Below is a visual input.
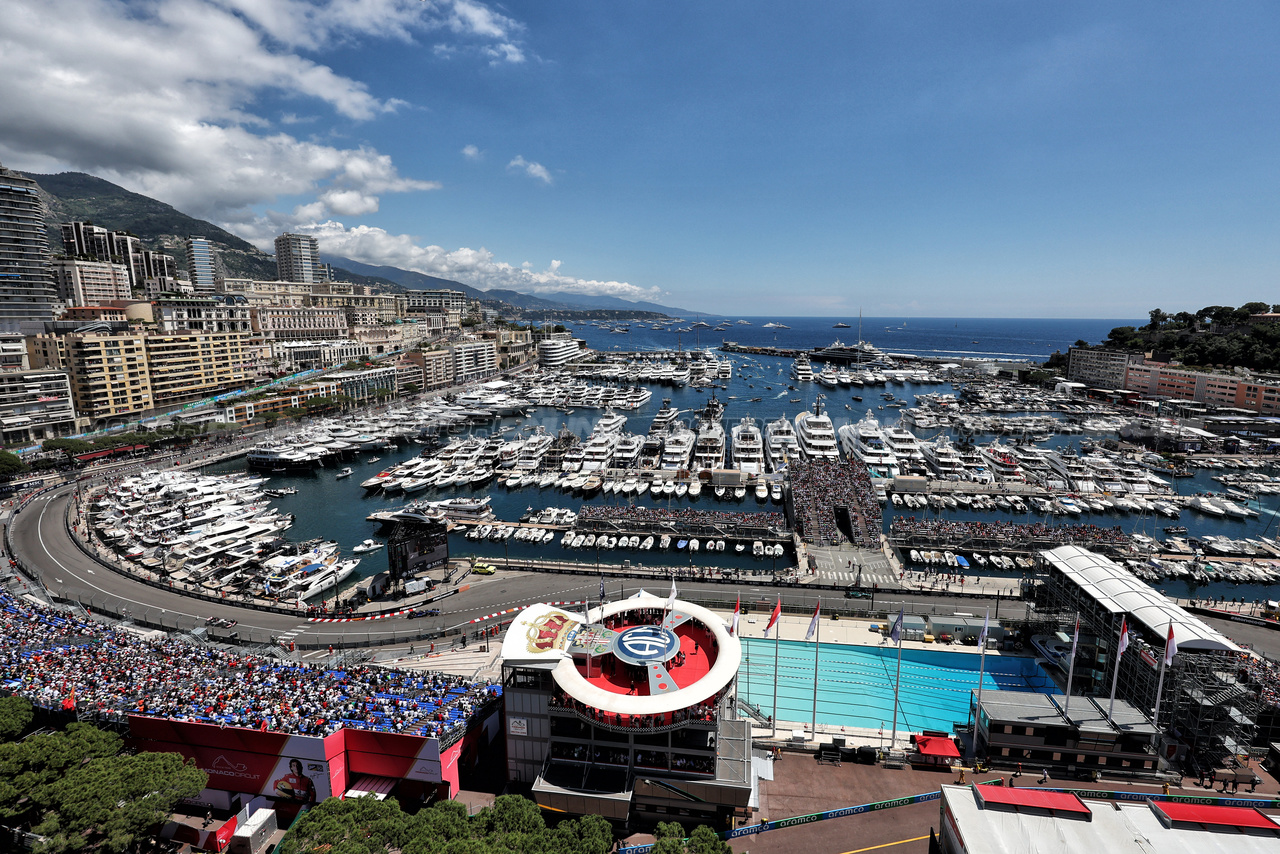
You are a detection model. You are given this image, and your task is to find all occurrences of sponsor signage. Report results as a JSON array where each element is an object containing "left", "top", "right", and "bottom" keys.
[{"left": 509, "top": 717, "right": 529, "bottom": 737}]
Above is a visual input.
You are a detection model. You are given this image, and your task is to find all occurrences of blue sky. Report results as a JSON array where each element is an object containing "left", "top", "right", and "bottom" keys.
[{"left": 2, "top": 1, "right": 1278, "bottom": 316}]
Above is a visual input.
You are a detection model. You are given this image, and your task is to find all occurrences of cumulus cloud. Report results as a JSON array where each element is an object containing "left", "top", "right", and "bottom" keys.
[
  {"left": 0, "top": 0, "right": 522, "bottom": 227},
  {"left": 462, "top": 144, "right": 482, "bottom": 161},
  {"left": 507, "top": 155, "right": 553, "bottom": 184},
  {"left": 303, "top": 220, "right": 663, "bottom": 302}
]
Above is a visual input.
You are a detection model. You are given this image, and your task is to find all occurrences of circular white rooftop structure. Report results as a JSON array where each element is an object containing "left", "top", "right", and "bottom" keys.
[{"left": 499, "top": 592, "right": 741, "bottom": 718}]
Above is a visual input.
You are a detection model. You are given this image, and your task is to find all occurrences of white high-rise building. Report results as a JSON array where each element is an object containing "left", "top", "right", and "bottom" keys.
[
  {"left": 274, "top": 232, "right": 327, "bottom": 284},
  {"left": 0, "top": 165, "right": 57, "bottom": 330}
]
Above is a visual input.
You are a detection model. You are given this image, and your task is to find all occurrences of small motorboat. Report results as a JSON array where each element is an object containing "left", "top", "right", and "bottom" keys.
[
  {"left": 336, "top": 467, "right": 353, "bottom": 479},
  {"left": 352, "top": 538, "right": 383, "bottom": 554}
]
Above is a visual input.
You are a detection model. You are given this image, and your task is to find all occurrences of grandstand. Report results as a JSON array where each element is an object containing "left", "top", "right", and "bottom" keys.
[{"left": 0, "top": 591, "right": 501, "bottom": 807}]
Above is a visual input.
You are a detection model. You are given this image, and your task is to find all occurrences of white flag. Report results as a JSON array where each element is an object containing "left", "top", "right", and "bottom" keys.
[
  {"left": 731, "top": 595, "right": 740, "bottom": 636},
  {"left": 805, "top": 602, "right": 821, "bottom": 642},
  {"left": 1164, "top": 623, "right": 1178, "bottom": 666},
  {"left": 978, "top": 609, "right": 989, "bottom": 646},
  {"left": 666, "top": 578, "right": 677, "bottom": 611}
]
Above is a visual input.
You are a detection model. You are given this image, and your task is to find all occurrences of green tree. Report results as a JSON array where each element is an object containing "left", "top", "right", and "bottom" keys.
[
  {"left": 280, "top": 795, "right": 416, "bottom": 854},
  {"left": 686, "top": 824, "right": 731, "bottom": 854},
  {"left": 36, "top": 751, "right": 206, "bottom": 854},
  {"left": 0, "top": 723, "right": 205, "bottom": 853},
  {"left": 0, "top": 451, "right": 30, "bottom": 478},
  {"left": 1146, "top": 308, "right": 1168, "bottom": 330},
  {"left": 0, "top": 697, "right": 32, "bottom": 740},
  {"left": 42, "top": 438, "right": 94, "bottom": 458}
]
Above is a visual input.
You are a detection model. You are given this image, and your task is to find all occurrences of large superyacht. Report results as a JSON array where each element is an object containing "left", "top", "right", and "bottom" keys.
[
  {"left": 793, "top": 399, "right": 839, "bottom": 460},
  {"left": 764, "top": 414, "right": 800, "bottom": 471},
  {"left": 730, "top": 416, "right": 765, "bottom": 475}
]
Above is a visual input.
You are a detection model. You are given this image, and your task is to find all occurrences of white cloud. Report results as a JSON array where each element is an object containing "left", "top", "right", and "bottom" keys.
[
  {"left": 507, "top": 155, "right": 553, "bottom": 184},
  {"left": 462, "top": 144, "right": 482, "bottom": 161},
  {"left": 303, "top": 220, "right": 663, "bottom": 302},
  {"left": 0, "top": 0, "right": 521, "bottom": 227}
]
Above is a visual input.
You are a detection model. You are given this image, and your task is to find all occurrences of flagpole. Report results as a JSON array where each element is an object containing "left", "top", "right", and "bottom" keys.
[
  {"left": 1152, "top": 622, "right": 1174, "bottom": 729},
  {"left": 1108, "top": 618, "right": 1127, "bottom": 722},
  {"left": 811, "top": 599, "right": 820, "bottom": 740},
  {"left": 772, "top": 612, "right": 780, "bottom": 738},
  {"left": 1063, "top": 612, "right": 1079, "bottom": 721},
  {"left": 973, "top": 609, "right": 989, "bottom": 734},
  {"left": 890, "top": 612, "right": 903, "bottom": 753}
]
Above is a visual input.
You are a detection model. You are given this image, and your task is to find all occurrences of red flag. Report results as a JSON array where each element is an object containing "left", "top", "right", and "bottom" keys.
[
  {"left": 805, "top": 602, "right": 821, "bottom": 641},
  {"left": 764, "top": 598, "right": 781, "bottom": 636},
  {"left": 731, "top": 594, "right": 740, "bottom": 636},
  {"left": 1116, "top": 617, "right": 1130, "bottom": 658},
  {"left": 61, "top": 687, "right": 76, "bottom": 711},
  {"left": 1164, "top": 623, "right": 1178, "bottom": 666}
]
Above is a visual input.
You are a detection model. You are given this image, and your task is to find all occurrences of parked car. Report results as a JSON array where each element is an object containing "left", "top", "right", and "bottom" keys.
[{"left": 472, "top": 563, "right": 496, "bottom": 575}]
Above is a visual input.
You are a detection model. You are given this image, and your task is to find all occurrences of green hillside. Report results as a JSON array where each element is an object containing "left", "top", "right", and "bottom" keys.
[{"left": 26, "top": 171, "right": 278, "bottom": 280}]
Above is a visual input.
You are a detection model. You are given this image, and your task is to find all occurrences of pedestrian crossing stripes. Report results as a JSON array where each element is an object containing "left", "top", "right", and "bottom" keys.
[{"left": 821, "top": 571, "right": 894, "bottom": 584}]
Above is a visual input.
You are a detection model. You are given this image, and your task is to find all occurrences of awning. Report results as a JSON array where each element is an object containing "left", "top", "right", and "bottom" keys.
[
  {"left": 344, "top": 775, "right": 398, "bottom": 800},
  {"left": 914, "top": 736, "right": 960, "bottom": 758}
]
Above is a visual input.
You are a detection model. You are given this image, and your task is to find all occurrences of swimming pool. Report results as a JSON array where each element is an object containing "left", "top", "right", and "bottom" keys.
[{"left": 739, "top": 639, "right": 1059, "bottom": 732}]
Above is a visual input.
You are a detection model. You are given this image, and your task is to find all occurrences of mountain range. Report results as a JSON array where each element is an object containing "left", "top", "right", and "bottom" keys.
[{"left": 23, "top": 170, "right": 686, "bottom": 315}]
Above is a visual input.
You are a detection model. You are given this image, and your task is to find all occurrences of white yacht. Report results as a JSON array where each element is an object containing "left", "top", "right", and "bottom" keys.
[
  {"left": 764, "top": 415, "right": 800, "bottom": 471},
  {"left": 579, "top": 430, "right": 620, "bottom": 472},
  {"left": 612, "top": 433, "right": 644, "bottom": 469},
  {"left": 837, "top": 412, "right": 899, "bottom": 477},
  {"left": 882, "top": 424, "right": 925, "bottom": 470},
  {"left": 790, "top": 355, "right": 815, "bottom": 382},
  {"left": 649, "top": 399, "right": 681, "bottom": 434},
  {"left": 794, "top": 400, "right": 839, "bottom": 460},
  {"left": 661, "top": 424, "right": 697, "bottom": 471},
  {"left": 923, "top": 435, "right": 966, "bottom": 480},
  {"left": 978, "top": 441, "right": 1027, "bottom": 482},
  {"left": 693, "top": 416, "right": 726, "bottom": 472},
  {"left": 730, "top": 416, "right": 765, "bottom": 475},
  {"left": 816, "top": 364, "right": 840, "bottom": 388}
]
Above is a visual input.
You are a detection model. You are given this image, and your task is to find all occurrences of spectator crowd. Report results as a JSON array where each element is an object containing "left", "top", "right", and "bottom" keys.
[
  {"left": 789, "top": 458, "right": 883, "bottom": 548},
  {"left": 0, "top": 593, "right": 499, "bottom": 740}
]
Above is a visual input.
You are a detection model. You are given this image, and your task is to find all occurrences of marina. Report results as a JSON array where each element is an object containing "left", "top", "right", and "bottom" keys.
[{"left": 77, "top": 316, "right": 1280, "bottom": 612}]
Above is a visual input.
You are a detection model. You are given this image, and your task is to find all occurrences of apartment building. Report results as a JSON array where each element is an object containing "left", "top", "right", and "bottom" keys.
[
  {"left": 29, "top": 331, "right": 152, "bottom": 419},
  {"left": 0, "top": 369, "right": 76, "bottom": 444},
  {"left": 143, "top": 332, "right": 251, "bottom": 409},
  {"left": 451, "top": 339, "right": 498, "bottom": 384},
  {"left": 251, "top": 306, "right": 348, "bottom": 341},
  {"left": 153, "top": 296, "right": 252, "bottom": 334},
  {"left": 218, "top": 279, "right": 313, "bottom": 307},
  {"left": 403, "top": 349, "right": 454, "bottom": 391},
  {"left": 274, "top": 233, "right": 326, "bottom": 284},
  {"left": 51, "top": 259, "right": 133, "bottom": 306},
  {"left": 306, "top": 288, "right": 405, "bottom": 326},
  {"left": 1065, "top": 347, "right": 1137, "bottom": 389}
]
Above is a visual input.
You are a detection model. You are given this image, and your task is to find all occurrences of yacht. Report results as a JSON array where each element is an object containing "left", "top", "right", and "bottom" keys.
[
  {"left": 794, "top": 400, "right": 839, "bottom": 460},
  {"left": 816, "top": 364, "right": 840, "bottom": 388},
  {"left": 882, "top": 424, "right": 925, "bottom": 471},
  {"left": 693, "top": 415, "right": 726, "bottom": 472},
  {"left": 978, "top": 441, "right": 1027, "bottom": 482},
  {"left": 352, "top": 538, "right": 383, "bottom": 553},
  {"left": 611, "top": 433, "right": 644, "bottom": 469},
  {"left": 649, "top": 399, "right": 681, "bottom": 434},
  {"left": 790, "top": 355, "right": 815, "bottom": 382},
  {"left": 579, "top": 430, "right": 620, "bottom": 472},
  {"left": 923, "top": 435, "right": 966, "bottom": 480},
  {"left": 661, "top": 424, "right": 697, "bottom": 471},
  {"left": 764, "top": 415, "right": 800, "bottom": 471},
  {"left": 730, "top": 416, "right": 765, "bottom": 475},
  {"left": 837, "top": 412, "right": 899, "bottom": 477},
  {"left": 515, "top": 428, "right": 554, "bottom": 471}
]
